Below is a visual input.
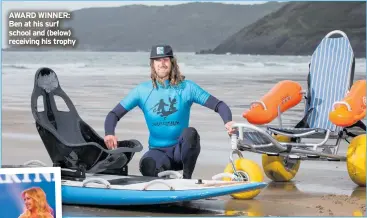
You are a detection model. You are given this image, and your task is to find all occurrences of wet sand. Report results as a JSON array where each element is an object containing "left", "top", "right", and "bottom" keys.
[{"left": 2, "top": 72, "right": 366, "bottom": 217}]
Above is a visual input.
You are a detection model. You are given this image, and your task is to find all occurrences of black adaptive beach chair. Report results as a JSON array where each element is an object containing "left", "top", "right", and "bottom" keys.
[{"left": 31, "top": 67, "right": 143, "bottom": 179}]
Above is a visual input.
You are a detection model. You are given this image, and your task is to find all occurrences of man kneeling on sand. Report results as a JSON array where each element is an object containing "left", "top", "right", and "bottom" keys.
[{"left": 104, "top": 44, "right": 235, "bottom": 179}]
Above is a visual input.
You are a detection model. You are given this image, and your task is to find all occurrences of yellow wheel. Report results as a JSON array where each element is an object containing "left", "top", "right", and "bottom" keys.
[
  {"left": 261, "top": 134, "right": 301, "bottom": 182},
  {"left": 273, "top": 134, "right": 292, "bottom": 143},
  {"left": 346, "top": 134, "right": 366, "bottom": 187},
  {"left": 223, "top": 158, "right": 264, "bottom": 200},
  {"left": 262, "top": 154, "right": 301, "bottom": 182}
]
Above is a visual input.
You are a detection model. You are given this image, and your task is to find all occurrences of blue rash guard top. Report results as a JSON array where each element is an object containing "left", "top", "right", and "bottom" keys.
[{"left": 120, "top": 79, "right": 210, "bottom": 148}]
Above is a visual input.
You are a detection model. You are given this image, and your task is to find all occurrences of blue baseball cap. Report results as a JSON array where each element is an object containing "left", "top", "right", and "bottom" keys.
[{"left": 150, "top": 45, "right": 174, "bottom": 59}]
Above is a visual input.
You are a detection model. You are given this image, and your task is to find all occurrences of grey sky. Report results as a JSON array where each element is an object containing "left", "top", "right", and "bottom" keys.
[{"left": 2, "top": 1, "right": 268, "bottom": 48}]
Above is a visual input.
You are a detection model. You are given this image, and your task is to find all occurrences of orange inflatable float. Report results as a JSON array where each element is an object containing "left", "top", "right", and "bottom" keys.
[
  {"left": 329, "top": 80, "right": 366, "bottom": 127},
  {"left": 243, "top": 80, "right": 303, "bottom": 125}
]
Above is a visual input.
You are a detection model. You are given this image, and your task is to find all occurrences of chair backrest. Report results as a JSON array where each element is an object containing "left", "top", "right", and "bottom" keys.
[
  {"left": 31, "top": 67, "right": 87, "bottom": 144},
  {"left": 305, "top": 30, "right": 355, "bottom": 133}
]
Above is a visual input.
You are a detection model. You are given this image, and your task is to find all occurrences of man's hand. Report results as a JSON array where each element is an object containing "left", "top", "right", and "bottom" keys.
[
  {"left": 104, "top": 135, "right": 118, "bottom": 149},
  {"left": 225, "top": 121, "right": 236, "bottom": 135}
]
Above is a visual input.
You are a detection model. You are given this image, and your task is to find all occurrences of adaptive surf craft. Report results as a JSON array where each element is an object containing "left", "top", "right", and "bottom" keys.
[
  {"left": 233, "top": 30, "right": 366, "bottom": 187},
  {"left": 3, "top": 67, "right": 267, "bottom": 207}
]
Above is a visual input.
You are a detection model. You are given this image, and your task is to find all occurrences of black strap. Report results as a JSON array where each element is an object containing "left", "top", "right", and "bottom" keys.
[
  {"left": 343, "top": 120, "right": 366, "bottom": 138},
  {"left": 287, "top": 107, "right": 314, "bottom": 143},
  {"left": 294, "top": 107, "right": 314, "bottom": 129}
]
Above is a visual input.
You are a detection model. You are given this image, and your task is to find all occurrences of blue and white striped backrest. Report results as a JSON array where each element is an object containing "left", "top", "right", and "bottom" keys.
[{"left": 306, "top": 30, "right": 354, "bottom": 133}]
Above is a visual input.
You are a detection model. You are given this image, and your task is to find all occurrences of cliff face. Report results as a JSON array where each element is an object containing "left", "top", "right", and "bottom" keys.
[
  {"left": 67, "top": 2, "right": 285, "bottom": 51},
  {"left": 201, "top": 2, "right": 366, "bottom": 57}
]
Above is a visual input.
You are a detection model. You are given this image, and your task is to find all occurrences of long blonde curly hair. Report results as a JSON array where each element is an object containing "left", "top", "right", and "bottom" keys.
[
  {"left": 19, "top": 187, "right": 54, "bottom": 218},
  {"left": 150, "top": 56, "right": 185, "bottom": 88}
]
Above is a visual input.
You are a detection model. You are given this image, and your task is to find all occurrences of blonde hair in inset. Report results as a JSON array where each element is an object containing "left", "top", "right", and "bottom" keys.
[{"left": 20, "top": 187, "right": 54, "bottom": 218}]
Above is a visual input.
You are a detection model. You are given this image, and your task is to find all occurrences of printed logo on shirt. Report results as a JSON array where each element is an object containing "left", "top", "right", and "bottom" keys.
[
  {"left": 150, "top": 97, "right": 178, "bottom": 119},
  {"left": 149, "top": 97, "right": 180, "bottom": 127}
]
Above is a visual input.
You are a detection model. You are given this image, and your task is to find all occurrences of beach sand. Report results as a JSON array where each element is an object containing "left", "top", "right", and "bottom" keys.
[{"left": 2, "top": 72, "right": 366, "bottom": 217}]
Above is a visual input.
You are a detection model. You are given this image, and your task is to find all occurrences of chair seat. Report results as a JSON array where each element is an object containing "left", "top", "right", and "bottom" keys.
[{"left": 31, "top": 67, "right": 143, "bottom": 176}]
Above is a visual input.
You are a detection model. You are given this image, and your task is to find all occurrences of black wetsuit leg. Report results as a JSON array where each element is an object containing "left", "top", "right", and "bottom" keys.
[
  {"left": 173, "top": 127, "right": 201, "bottom": 179},
  {"left": 139, "top": 147, "right": 174, "bottom": 177},
  {"left": 139, "top": 127, "right": 200, "bottom": 179}
]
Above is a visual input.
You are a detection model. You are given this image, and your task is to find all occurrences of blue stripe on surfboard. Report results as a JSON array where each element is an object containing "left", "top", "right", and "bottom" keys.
[
  {"left": 61, "top": 182, "right": 267, "bottom": 206},
  {"left": 306, "top": 35, "right": 354, "bottom": 132}
]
